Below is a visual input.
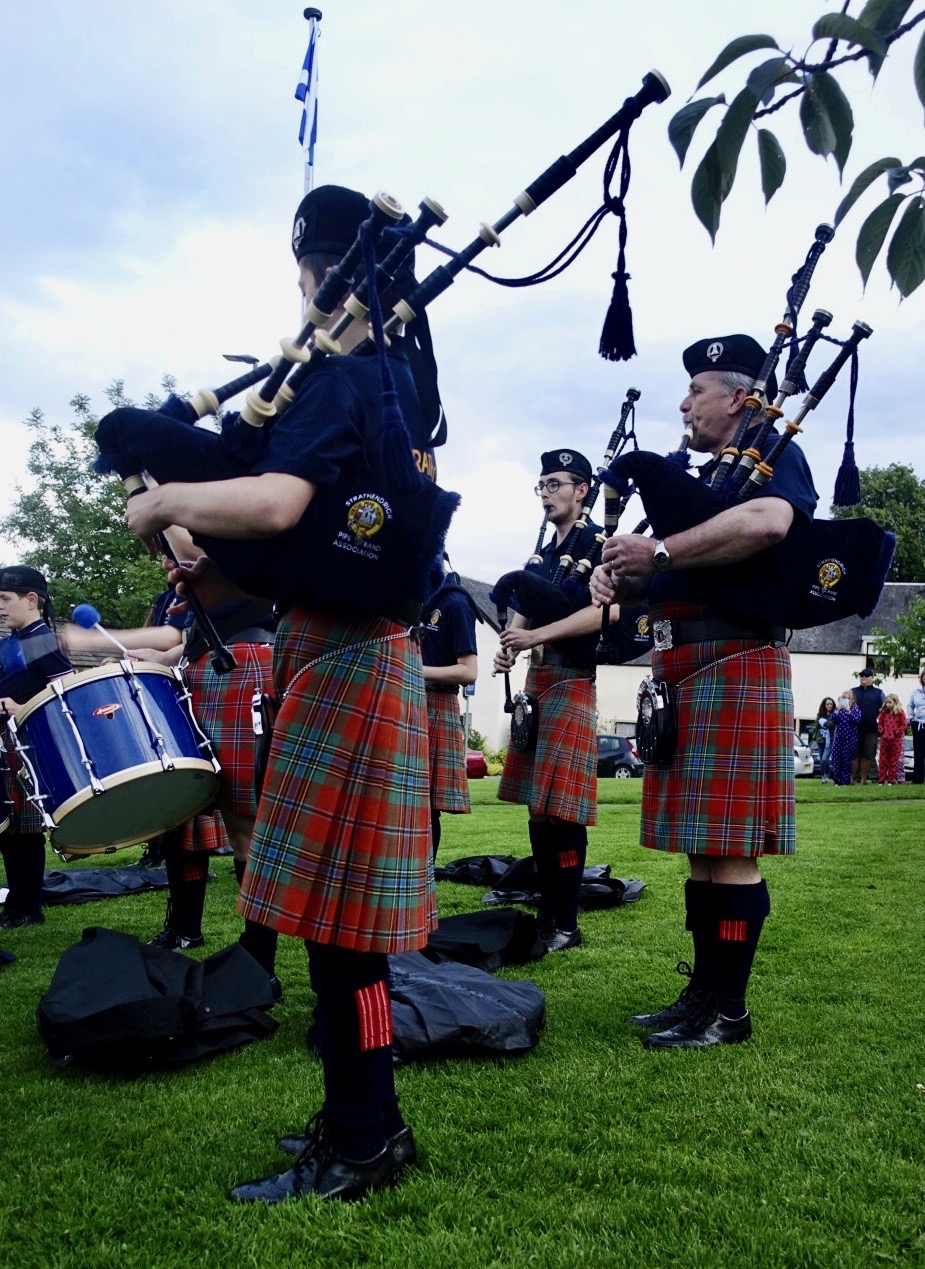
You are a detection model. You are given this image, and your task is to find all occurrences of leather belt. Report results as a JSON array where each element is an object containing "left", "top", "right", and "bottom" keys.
[
  {"left": 652, "top": 617, "right": 787, "bottom": 651},
  {"left": 425, "top": 683, "right": 460, "bottom": 695}
]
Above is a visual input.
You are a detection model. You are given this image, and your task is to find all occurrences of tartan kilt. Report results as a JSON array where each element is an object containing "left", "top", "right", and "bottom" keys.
[
  {"left": 2, "top": 728, "right": 45, "bottom": 835},
  {"left": 498, "top": 665, "right": 597, "bottom": 825},
  {"left": 642, "top": 602, "right": 795, "bottom": 858},
  {"left": 239, "top": 609, "right": 436, "bottom": 953},
  {"left": 426, "top": 690, "right": 470, "bottom": 814}
]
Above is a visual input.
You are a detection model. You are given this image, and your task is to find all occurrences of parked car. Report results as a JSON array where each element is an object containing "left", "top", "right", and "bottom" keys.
[
  {"left": 466, "top": 749, "right": 488, "bottom": 779},
  {"left": 904, "top": 734, "right": 914, "bottom": 778},
  {"left": 794, "top": 733, "right": 814, "bottom": 778},
  {"left": 597, "top": 734, "right": 644, "bottom": 779}
]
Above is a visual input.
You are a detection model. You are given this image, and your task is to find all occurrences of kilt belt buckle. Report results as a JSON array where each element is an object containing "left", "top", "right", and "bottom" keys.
[{"left": 652, "top": 619, "right": 673, "bottom": 652}]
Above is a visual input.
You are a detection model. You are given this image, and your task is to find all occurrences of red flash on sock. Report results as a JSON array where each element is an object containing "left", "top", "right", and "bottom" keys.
[
  {"left": 355, "top": 980, "right": 393, "bottom": 1051},
  {"left": 718, "top": 919, "right": 748, "bottom": 943},
  {"left": 558, "top": 850, "right": 580, "bottom": 870}
]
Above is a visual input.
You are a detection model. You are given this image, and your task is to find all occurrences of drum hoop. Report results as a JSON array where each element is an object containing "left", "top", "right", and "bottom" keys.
[
  {"left": 14, "top": 661, "right": 182, "bottom": 727},
  {"left": 0, "top": 815, "right": 9, "bottom": 834},
  {"left": 48, "top": 757, "right": 220, "bottom": 851}
]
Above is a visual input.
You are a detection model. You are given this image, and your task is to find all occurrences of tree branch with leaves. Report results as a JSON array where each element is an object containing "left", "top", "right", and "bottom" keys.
[{"left": 670, "top": 0, "right": 925, "bottom": 296}]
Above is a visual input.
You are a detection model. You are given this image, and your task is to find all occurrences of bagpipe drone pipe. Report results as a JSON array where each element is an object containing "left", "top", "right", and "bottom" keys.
[
  {"left": 600, "top": 321, "right": 895, "bottom": 631},
  {"left": 94, "top": 70, "right": 672, "bottom": 614}
]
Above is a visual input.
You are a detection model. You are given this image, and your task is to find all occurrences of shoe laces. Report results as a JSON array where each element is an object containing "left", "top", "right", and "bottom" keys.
[{"left": 296, "top": 1111, "right": 330, "bottom": 1164}]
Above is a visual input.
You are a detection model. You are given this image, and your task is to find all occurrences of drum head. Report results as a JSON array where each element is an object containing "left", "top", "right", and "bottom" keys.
[{"left": 49, "top": 761, "right": 219, "bottom": 851}]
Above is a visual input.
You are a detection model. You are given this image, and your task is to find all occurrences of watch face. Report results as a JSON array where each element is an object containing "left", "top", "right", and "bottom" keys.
[{"left": 653, "top": 544, "right": 670, "bottom": 571}]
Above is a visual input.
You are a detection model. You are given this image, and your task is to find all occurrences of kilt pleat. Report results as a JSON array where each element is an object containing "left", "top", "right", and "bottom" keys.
[
  {"left": 642, "top": 602, "right": 795, "bottom": 858},
  {"left": 3, "top": 730, "right": 45, "bottom": 835},
  {"left": 498, "top": 665, "right": 597, "bottom": 825},
  {"left": 426, "top": 690, "right": 470, "bottom": 814},
  {"left": 238, "top": 609, "right": 436, "bottom": 953}
]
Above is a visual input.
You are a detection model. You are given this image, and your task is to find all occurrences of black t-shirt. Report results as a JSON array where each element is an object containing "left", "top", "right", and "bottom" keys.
[
  {"left": 0, "top": 620, "right": 72, "bottom": 705},
  {"left": 421, "top": 586, "right": 478, "bottom": 669},
  {"left": 535, "top": 521, "right": 600, "bottom": 669},
  {"left": 650, "top": 425, "right": 818, "bottom": 606}
]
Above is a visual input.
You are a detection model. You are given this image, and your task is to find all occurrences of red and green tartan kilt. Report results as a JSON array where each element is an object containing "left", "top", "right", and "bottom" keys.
[
  {"left": 2, "top": 729, "right": 45, "bottom": 835},
  {"left": 498, "top": 665, "right": 597, "bottom": 825},
  {"left": 642, "top": 602, "right": 795, "bottom": 858},
  {"left": 426, "top": 689, "right": 470, "bottom": 814},
  {"left": 184, "top": 641, "right": 274, "bottom": 821},
  {"left": 238, "top": 609, "right": 436, "bottom": 953},
  {"left": 173, "top": 809, "right": 233, "bottom": 855}
]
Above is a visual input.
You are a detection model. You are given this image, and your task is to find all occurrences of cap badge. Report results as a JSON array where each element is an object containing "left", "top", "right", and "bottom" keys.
[
  {"left": 707, "top": 341, "right": 724, "bottom": 362},
  {"left": 558, "top": 451, "right": 573, "bottom": 467}
]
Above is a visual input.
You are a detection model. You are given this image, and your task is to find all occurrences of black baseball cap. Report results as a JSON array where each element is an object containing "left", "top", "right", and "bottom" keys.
[{"left": 0, "top": 565, "right": 49, "bottom": 596}]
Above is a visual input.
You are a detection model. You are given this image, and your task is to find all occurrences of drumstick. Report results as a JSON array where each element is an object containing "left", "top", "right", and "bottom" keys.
[{"left": 71, "top": 604, "right": 133, "bottom": 658}]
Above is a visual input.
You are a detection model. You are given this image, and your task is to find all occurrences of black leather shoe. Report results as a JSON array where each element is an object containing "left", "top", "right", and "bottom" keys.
[
  {"left": 147, "top": 927, "right": 204, "bottom": 950},
  {"left": 0, "top": 948, "right": 15, "bottom": 967},
  {"left": 542, "top": 926, "right": 582, "bottom": 953},
  {"left": 0, "top": 910, "right": 44, "bottom": 929},
  {"left": 269, "top": 975, "right": 284, "bottom": 1004},
  {"left": 644, "top": 1006, "right": 752, "bottom": 1050},
  {"left": 231, "top": 1140, "right": 399, "bottom": 1204},
  {"left": 629, "top": 961, "right": 706, "bottom": 1027},
  {"left": 278, "top": 1124, "right": 417, "bottom": 1171}
]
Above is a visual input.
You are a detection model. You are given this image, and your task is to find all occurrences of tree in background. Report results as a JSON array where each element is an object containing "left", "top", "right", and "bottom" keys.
[
  {"left": 0, "top": 381, "right": 175, "bottom": 627},
  {"left": 671, "top": 2, "right": 925, "bottom": 296},
  {"left": 869, "top": 595, "right": 925, "bottom": 672},
  {"left": 832, "top": 462, "right": 925, "bottom": 579}
]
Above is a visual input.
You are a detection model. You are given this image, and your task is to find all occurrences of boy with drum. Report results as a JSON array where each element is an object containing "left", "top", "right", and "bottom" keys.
[{"left": 0, "top": 566, "right": 71, "bottom": 928}]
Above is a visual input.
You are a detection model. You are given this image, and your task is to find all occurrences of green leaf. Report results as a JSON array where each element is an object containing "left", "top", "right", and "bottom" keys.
[
  {"left": 855, "top": 192, "right": 905, "bottom": 287},
  {"left": 914, "top": 29, "right": 925, "bottom": 123},
  {"left": 811, "top": 71, "right": 854, "bottom": 175},
  {"left": 757, "top": 129, "right": 786, "bottom": 203},
  {"left": 696, "top": 34, "right": 780, "bottom": 90},
  {"left": 746, "top": 56, "right": 797, "bottom": 105},
  {"left": 886, "top": 195, "right": 925, "bottom": 297},
  {"left": 811, "top": 13, "right": 887, "bottom": 57},
  {"left": 856, "top": 0, "right": 913, "bottom": 75},
  {"left": 799, "top": 75, "right": 837, "bottom": 158},
  {"left": 691, "top": 141, "right": 724, "bottom": 242},
  {"left": 714, "top": 86, "right": 760, "bottom": 198},
  {"left": 888, "top": 165, "right": 914, "bottom": 193},
  {"left": 667, "top": 95, "right": 726, "bottom": 167},
  {"left": 856, "top": 0, "right": 914, "bottom": 35},
  {"left": 834, "top": 156, "right": 904, "bottom": 224}
]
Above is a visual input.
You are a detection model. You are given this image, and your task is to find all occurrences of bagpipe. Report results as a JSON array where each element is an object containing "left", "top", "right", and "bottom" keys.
[
  {"left": 490, "top": 387, "right": 652, "bottom": 667},
  {"left": 595, "top": 227, "right": 895, "bottom": 630},
  {"left": 94, "top": 71, "right": 672, "bottom": 618}
]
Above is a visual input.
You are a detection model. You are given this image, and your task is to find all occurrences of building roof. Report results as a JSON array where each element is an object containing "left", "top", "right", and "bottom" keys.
[{"left": 788, "top": 582, "right": 925, "bottom": 654}]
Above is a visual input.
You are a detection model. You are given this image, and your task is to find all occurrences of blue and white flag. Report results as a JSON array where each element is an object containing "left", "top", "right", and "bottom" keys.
[{"left": 295, "top": 18, "right": 320, "bottom": 167}]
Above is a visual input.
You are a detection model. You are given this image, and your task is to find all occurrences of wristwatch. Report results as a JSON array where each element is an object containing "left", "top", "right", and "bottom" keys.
[{"left": 652, "top": 539, "right": 672, "bottom": 572}]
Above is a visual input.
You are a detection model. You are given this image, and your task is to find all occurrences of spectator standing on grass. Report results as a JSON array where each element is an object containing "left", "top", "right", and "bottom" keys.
[
  {"left": 848, "top": 667, "right": 884, "bottom": 785},
  {"left": 814, "top": 697, "right": 836, "bottom": 784},
  {"left": 876, "top": 695, "right": 907, "bottom": 787},
  {"left": 907, "top": 671, "right": 925, "bottom": 785},
  {"left": 831, "top": 691, "right": 861, "bottom": 787}
]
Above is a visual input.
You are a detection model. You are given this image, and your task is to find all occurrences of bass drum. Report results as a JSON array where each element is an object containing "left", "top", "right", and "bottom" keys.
[
  {"left": 10, "top": 662, "right": 220, "bottom": 852},
  {"left": 0, "top": 751, "right": 10, "bottom": 834}
]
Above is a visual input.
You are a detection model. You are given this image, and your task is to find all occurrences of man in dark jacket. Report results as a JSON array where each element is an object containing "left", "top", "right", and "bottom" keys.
[{"left": 847, "top": 667, "right": 885, "bottom": 785}]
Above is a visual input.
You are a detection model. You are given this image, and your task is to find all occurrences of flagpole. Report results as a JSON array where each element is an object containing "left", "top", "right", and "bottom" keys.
[{"left": 299, "top": 8, "right": 322, "bottom": 197}]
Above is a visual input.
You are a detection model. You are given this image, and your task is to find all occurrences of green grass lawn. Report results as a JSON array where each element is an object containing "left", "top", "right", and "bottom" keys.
[{"left": 1, "top": 781, "right": 923, "bottom": 1268}]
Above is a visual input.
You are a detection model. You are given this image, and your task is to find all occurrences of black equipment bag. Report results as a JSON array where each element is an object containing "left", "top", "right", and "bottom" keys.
[
  {"left": 433, "top": 855, "right": 518, "bottom": 885},
  {"left": 424, "top": 908, "right": 546, "bottom": 971},
  {"left": 36, "top": 927, "right": 278, "bottom": 1071},
  {"left": 471, "top": 855, "right": 646, "bottom": 910},
  {"left": 41, "top": 867, "right": 170, "bottom": 905},
  {"left": 387, "top": 951, "right": 546, "bottom": 1063}
]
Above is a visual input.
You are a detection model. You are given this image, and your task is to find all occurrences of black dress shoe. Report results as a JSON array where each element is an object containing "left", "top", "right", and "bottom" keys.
[
  {"left": 230, "top": 1139, "right": 399, "bottom": 1204},
  {"left": 147, "top": 927, "right": 204, "bottom": 950},
  {"left": 629, "top": 961, "right": 707, "bottom": 1027},
  {"left": 269, "top": 975, "right": 284, "bottom": 1004},
  {"left": 644, "top": 1005, "right": 752, "bottom": 1050},
  {"left": 0, "top": 948, "right": 15, "bottom": 967},
  {"left": 542, "top": 926, "right": 582, "bottom": 953},
  {"left": 0, "top": 910, "right": 44, "bottom": 929},
  {"left": 278, "top": 1124, "right": 417, "bottom": 1171}
]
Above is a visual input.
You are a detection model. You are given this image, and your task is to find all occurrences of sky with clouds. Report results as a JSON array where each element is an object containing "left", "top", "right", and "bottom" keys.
[{"left": 1, "top": 0, "right": 923, "bottom": 588}]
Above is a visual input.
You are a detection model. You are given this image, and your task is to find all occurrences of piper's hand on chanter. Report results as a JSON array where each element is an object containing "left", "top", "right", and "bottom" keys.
[
  {"left": 492, "top": 645, "right": 518, "bottom": 675},
  {"left": 125, "top": 486, "right": 171, "bottom": 545},
  {"left": 601, "top": 533, "right": 658, "bottom": 578},
  {"left": 499, "top": 627, "right": 540, "bottom": 656},
  {"left": 165, "top": 556, "right": 215, "bottom": 613}
]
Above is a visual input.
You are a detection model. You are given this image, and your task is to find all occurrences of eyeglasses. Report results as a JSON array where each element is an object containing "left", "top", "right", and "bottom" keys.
[{"left": 534, "top": 479, "right": 580, "bottom": 495}]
